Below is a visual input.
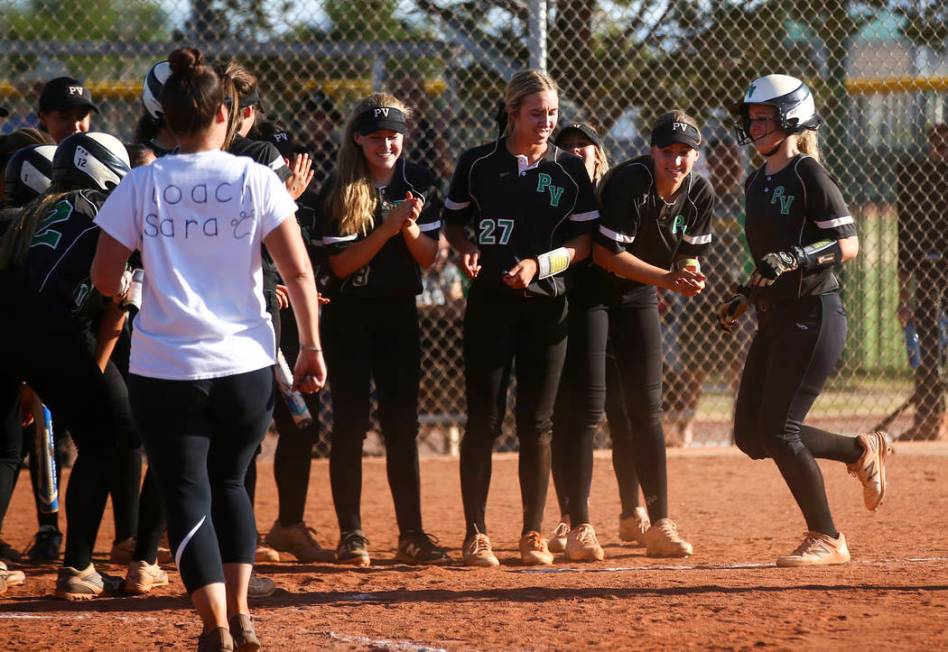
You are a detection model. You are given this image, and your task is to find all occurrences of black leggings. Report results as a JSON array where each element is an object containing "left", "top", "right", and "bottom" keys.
[
  {"left": 734, "top": 293, "right": 861, "bottom": 537},
  {"left": 605, "top": 333, "right": 642, "bottom": 517},
  {"left": 0, "top": 320, "right": 118, "bottom": 569},
  {"left": 271, "top": 309, "right": 322, "bottom": 527},
  {"left": 323, "top": 296, "right": 423, "bottom": 536},
  {"left": 461, "top": 288, "right": 568, "bottom": 537},
  {"left": 608, "top": 290, "right": 669, "bottom": 523},
  {"left": 913, "top": 278, "right": 945, "bottom": 427},
  {"left": 551, "top": 297, "right": 607, "bottom": 527},
  {"left": 130, "top": 367, "right": 273, "bottom": 594}
]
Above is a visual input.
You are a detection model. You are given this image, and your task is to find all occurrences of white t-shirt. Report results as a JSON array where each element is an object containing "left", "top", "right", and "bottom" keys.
[{"left": 95, "top": 150, "right": 297, "bottom": 380}]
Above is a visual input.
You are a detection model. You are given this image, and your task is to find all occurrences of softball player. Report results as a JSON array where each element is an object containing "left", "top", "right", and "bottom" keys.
[
  {"left": 92, "top": 47, "right": 324, "bottom": 651},
  {"left": 547, "top": 122, "right": 610, "bottom": 561},
  {"left": 593, "top": 111, "right": 714, "bottom": 558},
  {"left": 443, "top": 70, "right": 599, "bottom": 567},
  {"left": 315, "top": 92, "right": 446, "bottom": 567},
  {"left": 725, "top": 74, "right": 891, "bottom": 566},
  {"left": 0, "top": 141, "right": 56, "bottom": 579},
  {"left": 0, "top": 130, "right": 132, "bottom": 598}
]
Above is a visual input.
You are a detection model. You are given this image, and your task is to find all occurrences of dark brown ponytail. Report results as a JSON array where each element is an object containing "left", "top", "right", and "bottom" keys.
[{"left": 161, "top": 47, "right": 233, "bottom": 138}]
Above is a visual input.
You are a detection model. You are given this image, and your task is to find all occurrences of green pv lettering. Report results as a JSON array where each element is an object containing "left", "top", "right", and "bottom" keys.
[
  {"left": 536, "top": 173, "right": 565, "bottom": 207},
  {"left": 770, "top": 186, "right": 796, "bottom": 215}
]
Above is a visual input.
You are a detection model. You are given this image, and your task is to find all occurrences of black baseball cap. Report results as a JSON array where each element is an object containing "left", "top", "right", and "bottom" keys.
[
  {"left": 354, "top": 106, "right": 407, "bottom": 135},
  {"left": 259, "top": 125, "right": 308, "bottom": 159},
  {"left": 38, "top": 77, "right": 99, "bottom": 113},
  {"left": 555, "top": 122, "right": 602, "bottom": 148},
  {"left": 650, "top": 111, "right": 702, "bottom": 150},
  {"left": 0, "top": 106, "right": 8, "bottom": 118}
]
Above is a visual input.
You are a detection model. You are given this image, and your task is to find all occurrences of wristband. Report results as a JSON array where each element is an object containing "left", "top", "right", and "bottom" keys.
[
  {"left": 792, "top": 239, "right": 842, "bottom": 272},
  {"left": 676, "top": 258, "right": 700, "bottom": 272},
  {"left": 537, "top": 247, "right": 571, "bottom": 279},
  {"left": 301, "top": 346, "right": 322, "bottom": 353}
]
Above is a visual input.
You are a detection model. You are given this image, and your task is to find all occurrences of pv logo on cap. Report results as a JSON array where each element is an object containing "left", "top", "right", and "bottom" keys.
[
  {"left": 67, "top": 86, "right": 85, "bottom": 96},
  {"left": 374, "top": 108, "right": 390, "bottom": 118},
  {"left": 274, "top": 132, "right": 289, "bottom": 142}
]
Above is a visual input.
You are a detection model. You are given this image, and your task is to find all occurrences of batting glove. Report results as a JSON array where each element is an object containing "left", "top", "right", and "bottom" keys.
[{"left": 757, "top": 249, "right": 800, "bottom": 282}]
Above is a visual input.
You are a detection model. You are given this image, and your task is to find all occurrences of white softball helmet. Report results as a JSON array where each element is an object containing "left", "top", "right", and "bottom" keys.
[
  {"left": 141, "top": 60, "right": 172, "bottom": 121},
  {"left": 732, "top": 74, "right": 820, "bottom": 145}
]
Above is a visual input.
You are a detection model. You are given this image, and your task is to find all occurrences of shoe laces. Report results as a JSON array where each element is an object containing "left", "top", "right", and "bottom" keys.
[
  {"left": 551, "top": 522, "right": 569, "bottom": 538},
  {"left": 574, "top": 524, "right": 598, "bottom": 546},
  {"left": 790, "top": 532, "right": 825, "bottom": 557},
  {"left": 404, "top": 531, "right": 441, "bottom": 552},
  {"left": 340, "top": 531, "right": 369, "bottom": 550},
  {"left": 522, "top": 531, "right": 545, "bottom": 551},
  {"left": 466, "top": 533, "right": 491, "bottom": 556},
  {"left": 655, "top": 519, "right": 682, "bottom": 541}
]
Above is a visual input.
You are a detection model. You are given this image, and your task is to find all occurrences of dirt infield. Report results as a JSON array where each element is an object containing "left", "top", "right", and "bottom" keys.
[{"left": 1, "top": 443, "right": 946, "bottom": 650}]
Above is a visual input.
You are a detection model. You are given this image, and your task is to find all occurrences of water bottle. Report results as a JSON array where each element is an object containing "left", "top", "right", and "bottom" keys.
[
  {"left": 904, "top": 321, "right": 921, "bottom": 369},
  {"left": 274, "top": 349, "right": 314, "bottom": 428},
  {"left": 121, "top": 268, "right": 144, "bottom": 312}
]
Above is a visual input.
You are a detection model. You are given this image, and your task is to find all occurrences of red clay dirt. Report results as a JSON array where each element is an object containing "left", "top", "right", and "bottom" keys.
[{"left": 1, "top": 442, "right": 946, "bottom": 650}]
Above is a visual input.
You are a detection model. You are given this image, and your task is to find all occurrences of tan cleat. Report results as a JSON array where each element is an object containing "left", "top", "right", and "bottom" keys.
[
  {"left": 254, "top": 533, "right": 280, "bottom": 563},
  {"left": 55, "top": 563, "right": 121, "bottom": 601},
  {"left": 462, "top": 532, "right": 500, "bottom": 568},
  {"left": 547, "top": 520, "right": 569, "bottom": 554},
  {"left": 847, "top": 431, "right": 892, "bottom": 511},
  {"left": 565, "top": 523, "right": 605, "bottom": 562},
  {"left": 619, "top": 507, "right": 650, "bottom": 547},
  {"left": 519, "top": 531, "right": 554, "bottom": 566},
  {"left": 0, "top": 560, "right": 24, "bottom": 588},
  {"left": 644, "top": 518, "right": 693, "bottom": 558},
  {"left": 266, "top": 520, "right": 335, "bottom": 563},
  {"left": 776, "top": 531, "right": 850, "bottom": 567},
  {"left": 123, "top": 560, "right": 169, "bottom": 595}
]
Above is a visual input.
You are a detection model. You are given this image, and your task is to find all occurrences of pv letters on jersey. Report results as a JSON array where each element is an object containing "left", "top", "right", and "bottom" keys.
[{"left": 770, "top": 186, "right": 796, "bottom": 215}]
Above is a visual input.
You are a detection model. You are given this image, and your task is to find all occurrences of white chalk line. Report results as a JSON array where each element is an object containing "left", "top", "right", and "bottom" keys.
[
  {"left": 513, "top": 556, "right": 948, "bottom": 574},
  {"left": 326, "top": 631, "right": 448, "bottom": 652},
  {"left": 0, "top": 613, "right": 159, "bottom": 621}
]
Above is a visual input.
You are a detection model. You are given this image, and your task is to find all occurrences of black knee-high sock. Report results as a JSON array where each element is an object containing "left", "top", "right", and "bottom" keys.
[
  {"left": 771, "top": 444, "right": 837, "bottom": 537},
  {"left": 460, "top": 434, "right": 493, "bottom": 538},
  {"left": 799, "top": 426, "right": 862, "bottom": 464},
  {"left": 518, "top": 437, "right": 551, "bottom": 535}
]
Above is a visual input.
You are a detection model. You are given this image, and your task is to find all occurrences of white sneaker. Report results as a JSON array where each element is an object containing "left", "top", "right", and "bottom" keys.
[
  {"left": 123, "top": 560, "right": 169, "bottom": 595},
  {"left": 519, "top": 531, "right": 554, "bottom": 566},
  {"left": 548, "top": 520, "right": 569, "bottom": 554},
  {"left": 565, "top": 523, "right": 604, "bottom": 562},
  {"left": 644, "top": 518, "right": 693, "bottom": 558},
  {"left": 618, "top": 507, "right": 650, "bottom": 547},
  {"left": 776, "top": 531, "right": 850, "bottom": 567},
  {"left": 847, "top": 431, "right": 892, "bottom": 511}
]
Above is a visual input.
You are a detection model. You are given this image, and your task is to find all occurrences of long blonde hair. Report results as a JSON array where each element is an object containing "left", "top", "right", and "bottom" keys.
[
  {"left": 795, "top": 130, "right": 820, "bottom": 162},
  {"left": 591, "top": 144, "right": 610, "bottom": 185},
  {"left": 0, "top": 190, "right": 70, "bottom": 271},
  {"left": 327, "top": 92, "right": 412, "bottom": 236},
  {"left": 504, "top": 70, "right": 558, "bottom": 137}
]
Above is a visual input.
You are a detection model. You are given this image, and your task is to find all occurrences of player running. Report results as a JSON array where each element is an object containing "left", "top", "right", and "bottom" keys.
[
  {"left": 593, "top": 111, "right": 714, "bottom": 558},
  {"left": 723, "top": 74, "right": 891, "bottom": 566},
  {"left": 443, "top": 70, "right": 599, "bottom": 567}
]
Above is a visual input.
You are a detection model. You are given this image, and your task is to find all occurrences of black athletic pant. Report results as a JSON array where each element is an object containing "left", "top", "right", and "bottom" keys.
[
  {"left": 323, "top": 296, "right": 423, "bottom": 536},
  {"left": 551, "top": 296, "right": 607, "bottom": 527},
  {"left": 0, "top": 318, "right": 118, "bottom": 570},
  {"left": 130, "top": 367, "right": 273, "bottom": 593},
  {"left": 913, "top": 275, "right": 946, "bottom": 433},
  {"left": 607, "top": 289, "right": 669, "bottom": 523},
  {"left": 461, "top": 287, "right": 568, "bottom": 538},
  {"left": 107, "top": 323, "right": 141, "bottom": 544},
  {"left": 605, "top": 333, "right": 642, "bottom": 516},
  {"left": 733, "top": 293, "right": 862, "bottom": 537},
  {"left": 272, "top": 309, "right": 321, "bottom": 527},
  {"left": 0, "top": 383, "right": 20, "bottom": 534}
]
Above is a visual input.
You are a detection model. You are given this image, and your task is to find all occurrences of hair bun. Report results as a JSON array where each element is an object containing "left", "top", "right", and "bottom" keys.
[{"left": 168, "top": 47, "right": 204, "bottom": 76}]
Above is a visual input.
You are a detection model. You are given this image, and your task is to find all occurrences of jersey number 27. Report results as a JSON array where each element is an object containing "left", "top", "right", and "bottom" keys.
[{"left": 478, "top": 218, "right": 514, "bottom": 245}]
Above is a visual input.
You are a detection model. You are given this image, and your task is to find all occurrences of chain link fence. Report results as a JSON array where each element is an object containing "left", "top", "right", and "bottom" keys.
[{"left": 3, "top": 1, "right": 945, "bottom": 453}]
